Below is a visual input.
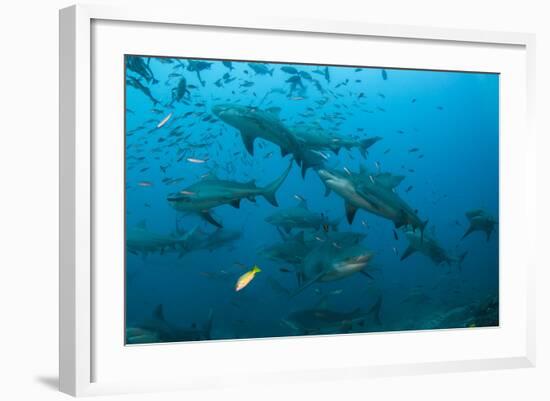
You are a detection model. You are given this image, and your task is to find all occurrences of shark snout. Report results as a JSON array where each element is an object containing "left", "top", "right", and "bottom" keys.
[
  {"left": 317, "top": 169, "right": 335, "bottom": 181},
  {"left": 211, "top": 105, "right": 225, "bottom": 117},
  {"left": 335, "top": 251, "right": 373, "bottom": 273}
]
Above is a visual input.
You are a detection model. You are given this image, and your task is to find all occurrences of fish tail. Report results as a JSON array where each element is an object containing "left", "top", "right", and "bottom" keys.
[
  {"left": 261, "top": 162, "right": 292, "bottom": 207},
  {"left": 359, "top": 136, "right": 382, "bottom": 158},
  {"left": 252, "top": 266, "right": 262, "bottom": 273}
]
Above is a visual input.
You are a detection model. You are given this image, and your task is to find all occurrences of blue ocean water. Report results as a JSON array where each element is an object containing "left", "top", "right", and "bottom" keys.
[{"left": 125, "top": 55, "right": 499, "bottom": 344}]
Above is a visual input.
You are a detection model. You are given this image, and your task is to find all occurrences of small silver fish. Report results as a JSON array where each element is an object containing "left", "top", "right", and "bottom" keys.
[
  {"left": 311, "top": 150, "right": 329, "bottom": 161},
  {"left": 156, "top": 113, "right": 172, "bottom": 129},
  {"left": 186, "top": 157, "right": 207, "bottom": 164}
]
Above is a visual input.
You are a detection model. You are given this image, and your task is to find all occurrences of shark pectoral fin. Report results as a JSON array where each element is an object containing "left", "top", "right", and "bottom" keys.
[
  {"left": 240, "top": 131, "right": 255, "bottom": 155},
  {"left": 199, "top": 211, "right": 223, "bottom": 228},
  {"left": 345, "top": 202, "right": 358, "bottom": 224},
  {"left": 461, "top": 224, "right": 475, "bottom": 240},
  {"left": 400, "top": 245, "right": 417, "bottom": 261},
  {"left": 291, "top": 272, "right": 324, "bottom": 298},
  {"left": 360, "top": 270, "right": 374, "bottom": 280},
  {"left": 229, "top": 199, "right": 241, "bottom": 209},
  {"left": 323, "top": 184, "right": 332, "bottom": 197},
  {"left": 419, "top": 219, "right": 429, "bottom": 243}
]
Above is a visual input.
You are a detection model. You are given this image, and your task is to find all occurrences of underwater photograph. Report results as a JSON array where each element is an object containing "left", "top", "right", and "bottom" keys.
[{"left": 124, "top": 55, "right": 499, "bottom": 345}]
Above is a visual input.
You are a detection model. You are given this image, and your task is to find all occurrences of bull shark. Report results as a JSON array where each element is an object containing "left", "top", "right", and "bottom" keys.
[
  {"left": 462, "top": 209, "right": 497, "bottom": 241},
  {"left": 212, "top": 104, "right": 298, "bottom": 156},
  {"left": 292, "top": 122, "right": 382, "bottom": 157},
  {"left": 265, "top": 200, "right": 339, "bottom": 233},
  {"left": 126, "top": 221, "right": 196, "bottom": 258},
  {"left": 401, "top": 229, "right": 468, "bottom": 267},
  {"left": 294, "top": 241, "right": 374, "bottom": 296},
  {"left": 318, "top": 167, "right": 428, "bottom": 237},
  {"left": 167, "top": 163, "right": 292, "bottom": 228},
  {"left": 126, "top": 304, "right": 213, "bottom": 344},
  {"left": 283, "top": 294, "right": 382, "bottom": 334},
  {"left": 212, "top": 104, "right": 324, "bottom": 177}
]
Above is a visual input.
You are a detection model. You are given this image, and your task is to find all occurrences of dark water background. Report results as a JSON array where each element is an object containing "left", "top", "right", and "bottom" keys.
[{"left": 125, "top": 55, "right": 499, "bottom": 343}]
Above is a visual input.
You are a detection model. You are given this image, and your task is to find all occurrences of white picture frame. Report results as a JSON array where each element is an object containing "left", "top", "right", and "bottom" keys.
[{"left": 59, "top": 3, "right": 536, "bottom": 397}]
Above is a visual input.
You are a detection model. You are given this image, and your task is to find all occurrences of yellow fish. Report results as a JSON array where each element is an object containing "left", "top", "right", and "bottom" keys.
[{"left": 235, "top": 265, "right": 261, "bottom": 292}]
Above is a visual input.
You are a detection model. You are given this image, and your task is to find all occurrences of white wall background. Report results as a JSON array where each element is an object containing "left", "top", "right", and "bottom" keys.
[{"left": 0, "top": 0, "right": 547, "bottom": 400}]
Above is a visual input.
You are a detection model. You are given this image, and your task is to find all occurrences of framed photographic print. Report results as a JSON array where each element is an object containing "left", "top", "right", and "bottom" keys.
[{"left": 60, "top": 4, "right": 536, "bottom": 396}]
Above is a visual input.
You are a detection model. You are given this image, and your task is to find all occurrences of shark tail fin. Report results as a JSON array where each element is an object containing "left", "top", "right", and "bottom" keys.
[
  {"left": 262, "top": 162, "right": 292, "bottom": 207},
  {"left": 359, "top": 136, "right": 382, "bottom": 158}
]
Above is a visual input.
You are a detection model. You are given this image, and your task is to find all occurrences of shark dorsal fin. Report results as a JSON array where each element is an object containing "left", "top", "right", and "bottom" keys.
[
  {"left": 266, "top": 106, "right": 281, "bottom": 116},
  {"left": 137, "top": 219, "right": 147, "bottom": 229},
  {"left": 153, "top": 304, "right": 165, "bottom": 322},
  {"left": 375, "top": 172, "right": 405, "bottom": 189}
]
